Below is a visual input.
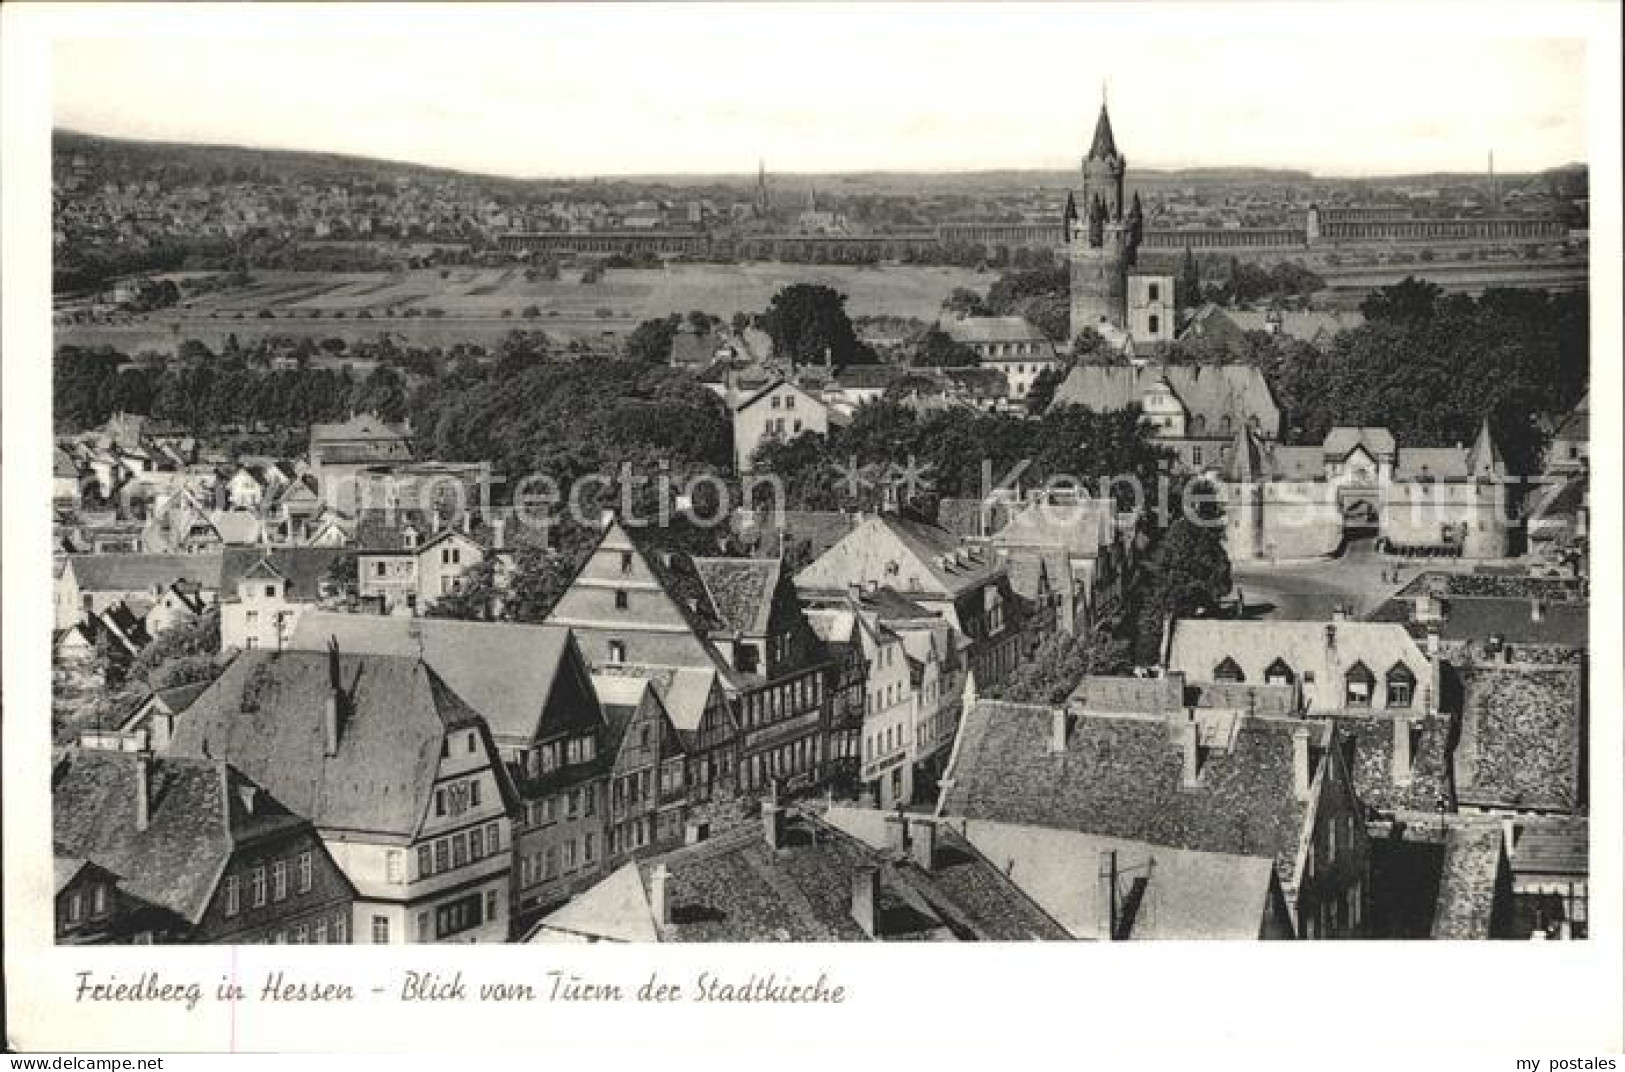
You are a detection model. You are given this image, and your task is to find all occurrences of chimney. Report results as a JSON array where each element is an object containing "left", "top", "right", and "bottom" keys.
[
  {"left": 649, "top": 863, "right": 671, "bottom": 925},
  {"left": 1530, "top": 597, "right": 1545, "bottom": 623},
  {"left": 1097, "top": 850, "right": 1119, "bottom": 941},
  {"left": 908, "top": 817, "right": 938, "bottom": 872},
  {"left": 325, "top": 636, "right": 343, "bottom": 757},
  {"left": 763, "top": 798, "right": 786, "bottom": 850},
  {"left": 1292, "top": 726, "right": 1312, "bottom": 802},
  {"left": 492, "top": 518, "right": 506, "bottom": 551},
  {"left": 885, "top": 809, "right": 908, "bottom": 855},
  {"left": 1050, "top": 708, "right": 1070, "bottom": 754},
  {"left": 1331, "top": 604, "right": 1348, "bottom": 623},
  {"left": 134, "top": 745, "right": 154, "bottom": 833},
  {"left": 684, "top": 820, "right": 709, "bottom": 846},
  {"left": 1391, "top": 716, "right": 1413, "bottom": 786},
  {"left": 1180, "top": 717, "right": 1201, "bottom": 788},
  {"left": 850, "top": 866, "right": 880, "bottom": 938}
]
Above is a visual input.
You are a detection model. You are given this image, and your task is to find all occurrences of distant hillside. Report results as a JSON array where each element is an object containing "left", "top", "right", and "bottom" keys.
[{"left": 61, "top": 127, "right": 1582, "bottom": 197}]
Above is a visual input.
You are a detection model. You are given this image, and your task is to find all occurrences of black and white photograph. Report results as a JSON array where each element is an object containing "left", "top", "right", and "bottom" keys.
[{"left": 4, "top": 1, "right": 1621, "bottom": 1059}]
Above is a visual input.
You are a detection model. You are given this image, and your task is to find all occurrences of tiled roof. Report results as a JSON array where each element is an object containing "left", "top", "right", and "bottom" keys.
[
  {"left": 309, "top": 414, "right": 412, "bottom": 445},
  {"left": 730, "top": 509, "right": 860, "bottom": 563},
  {"left": 798, "top": 514, "right": 1003, "bottom": 599},
  {"left": 1322, "top": 426, "right": 1396, "bottom": 459},
  {"left": 1166, "top": 619, "right": 1431, "bottom": 710},
  {"left": 944, "top": 316, "right": 1050, "bottom": 347},
  {"left": 1509, "top": 818, "right": 1587, "bottom": 877},
  {"left": 933, "top": 498, "right": 1013, "bottom": 542},
  {"left": 1430, "top": 825, "right": 1510, "bottom": 940},
  {"left": 944, "top": 817, "right": 1281, "bottom": 939},
  {"left": 1049, "top": 364, "right": 1280, "bottom": 438},
  {"left": 287, "top": 612, "right": 593, "bottom": 746},
  {"left": 1454, "top": 662, "right": 1583, "bottom": 813},
  {"left": 53, "top": 749, "right": 305, "bottom": 925},
  {"left": 1328, "top": 712, "right": 1452, "bottom": 814},
  {"left": 1186, "top": 681, "right": 1298, "bottom": 717},
  {"left": 991, "top": 499, "right": 1113, "bottom": 558},
  {"left": 536, "top": 809, "right": 1067, "bottom": 943},
  {"left": 941, "top": 700, "right": 1321, "bottom": 884},
  {"left": 220, "top": 547, "right": 352, "bottom": 604},
  {"left": 1365, "top": 572, "right": 1588, "bottom": 650},
  {"left": 1068, "top": 674, "right": 1183, "bottom": 715},
  {"left": 173, "top": 650, "right": 483, "bottom": 838},
  {"left": 66, "top": 553, "right": 223, "bottom": 593},
  {"left": 692, "top": 558, "right": 781, "bottom": 637}
]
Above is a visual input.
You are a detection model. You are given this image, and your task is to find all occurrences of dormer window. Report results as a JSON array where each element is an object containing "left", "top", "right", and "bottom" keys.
[
  {"left": 1345, "top": 661, "right": 1375, "bottom": 707},
  {"left": 1386, "top": 663, "right": 1416, "bottom": 708},
  {"left": 1264, "top": 659, "right": 1294, "bottom": 687},
  {"left": 1214, "top": 657, "right": 1245, "bottom": 683}
]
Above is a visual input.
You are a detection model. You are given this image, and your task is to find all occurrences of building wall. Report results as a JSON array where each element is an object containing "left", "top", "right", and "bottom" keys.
[
  {"left": 1127, "top": 274, "right": 1176, "bottom": 343},
  {"left": 512, "top": 778, "right": 609, "bottom": 917},
  {"left": 418, "top": 535, "right": 485, "bottom": 606},
  {"left": 1293, "top": 748, "right": 1372, "bottom": 939},
  {"left": 198, "top": 826, "right": 355, "bottom": 944},
  {"left": 734, "top": 385, "right": 829, "bottom": 473},
  {"left": 358, "top": 553, "right": 419, "bottom": 613}
]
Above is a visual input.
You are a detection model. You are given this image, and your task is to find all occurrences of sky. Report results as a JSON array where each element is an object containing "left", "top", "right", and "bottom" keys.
[{"left": 49, "top": 6, "right": 1591, "bottom": 180}]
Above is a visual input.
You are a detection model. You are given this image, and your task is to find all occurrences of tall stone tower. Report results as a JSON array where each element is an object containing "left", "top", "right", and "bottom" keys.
[{"left": 1069, "top": 98, "right": 1143, "bottom": 341}]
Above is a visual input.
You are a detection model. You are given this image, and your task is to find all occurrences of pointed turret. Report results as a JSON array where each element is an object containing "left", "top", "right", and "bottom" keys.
[
  {"left": 1063, "top": 190, "right": 1078, "bottom": 231},
  {"left": 1466, "top": 416, "right": 1505, "bottom": 480},
  {"left": 1087, "top": 101, "right": 1120, "bottom": 163}
]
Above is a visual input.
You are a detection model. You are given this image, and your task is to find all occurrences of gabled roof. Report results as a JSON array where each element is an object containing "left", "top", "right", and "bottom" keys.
[
  {"left": 692, "top": 558, "right": 782, "bottom": 637},
  {"left": 1431, "top": 825, "right": 1511, "bottom": 940},
  {"left": 534, "top": 809, "right": 1068, "bottom": 943},
  {"left": 990, "top": 498, "right": 1113, "bottom": 558},
  {"left": 173, "top": 650, "right": 484, "bottom": 838},
  {"left": 940, "top": 699, "right": 1327, "bottom": 885},
  {"left": 1049, "top": 364, "right": 1280, "bottom": 438},
  {"left": 221, "top": 547, "right": 352, "bottom": 604},
  {"left": 944, "top": 316, "right": 1051, "bottom": 348},
  {"left": 1166, "top": 619, "right": 1431, "bottom": 710},
  {"left": 286, "top": 612, "right": 596, "bottom": 746},
  {"left": 1453, "top": 661, "right": 1583, "bottom": 813},
  {"left": 944, "top": 817, "right": 1281, "bottom": 940},
  {"left": 796, "top": 515, "right": 1003, "bottom": 599},
  {"left": 1323, "top": 426, "right": 1396, "bottom": 460},
  {"left": 65, "top": 553, "right": 223, "bottom": 593},
  {"left": 53, "top": 749, "right": 307, "bottom": 925}
]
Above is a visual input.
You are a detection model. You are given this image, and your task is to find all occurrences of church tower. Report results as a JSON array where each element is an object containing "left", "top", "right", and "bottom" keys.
[{"left": 1069, "top": 96, "right": 1142, "bottom": 342}]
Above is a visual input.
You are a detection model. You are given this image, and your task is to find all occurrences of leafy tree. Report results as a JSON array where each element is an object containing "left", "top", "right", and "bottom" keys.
[
  {"left": 909, "top": 326, "right": 979, "bottom": 368},
  {"left": 127, "top": 607, "right": 223, "bottom": 690},
  {"left": 942, "top": 287, "right": 989, "bottom": 318},
  {"left": 1025, "top": 366, "right": 1064, "bottom": 415},
  {"left": 1132, "top": 516, "right": 1233, "bottom": 662},
  {"left": 996, "top": 626, "right": 1132, "bottom": 705},
  {"left": 1179, "top": 246, "right": 1202, "bottom": 310},
  {"left": 762, "top": 284, "right": 863, "bottom": 370},
  {"left": 624, "top": 314, "right": 682, "bottom": 363}
]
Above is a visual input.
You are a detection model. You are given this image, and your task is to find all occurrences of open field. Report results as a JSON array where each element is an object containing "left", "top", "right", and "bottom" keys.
[{"left": 56, "top": 264, "right": 990, "bottom": 354}]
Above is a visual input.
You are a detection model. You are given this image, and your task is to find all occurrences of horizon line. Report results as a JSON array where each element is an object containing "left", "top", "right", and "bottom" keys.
[{"left": 53, "top": 126, "right": 1587, "bottom": 185}]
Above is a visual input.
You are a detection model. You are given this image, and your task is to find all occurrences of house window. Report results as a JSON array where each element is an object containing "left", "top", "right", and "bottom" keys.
[
  {"left": 614, "top": 589, "right": 629, "bottom": 610},
  {"left": 1191, "top": 446, "right": 1203, "bottom": 467},
  {"left": 224, "top": 875, "right": 240, "bottom": 917},
  {"left": 417, "top": 912, "right": 431, "bottom": 943},
  {"left": 1213, "top": 657, "right": 1245, "bottom": 683},
  {"left": 297, "top": 851, "right": 313, "bottom": 893},
  {"left": 1148, "top": 282, "right": 1160, "bottom": 302},
  {"left": 584, "top": 834, "right": 595, "bottom": 864},
  {"left": 314, "top": 918, "right": 329, "bottom": 944},
  {"left": 292, "top": 923, "right": 308, "bottom": 944},
  {"left": 564, "top": 840, "right": 577, "bottom": 870},
  {"left": 264, "top": 584, "right": 276, "bottom": 598},
  {"left": 272, "top": 860, "right": 288, "bottom": 902},
  {"left": 467, "top": 731, "right": 477, "bottom": 754},
  {"left": 386, "top": 850, "right": 404, "bottom": 884},
  {"left": 434, "top": 840, "right": 450, "bottom": 873},
  {"left": 608, "top": 640, "right": 626, "bottom": 664},
  {"left": 417, "top": 845, "right": 432, "bottom": 878},
  {"left": 568, "top": 789, "right": 580, "bottom": 818},
  {"left": 619, "top": 551, "right": 633, "bottom": 574},
  {"left": 333, "top": 915, "right": 347, "bottom": 943},
  {"left": 246, "top": 637, "right": 259, "bottom": 650},
  {"left": 485, "top": 890, "right": 499, "bottom": 923},
  {"left": 250, "top": 865, "right": 267, "bottom": 908},
  {"left": 486, "top": 821, "right": 500, "bottom": 853},
  {"left": 1345, "top": 662, "right": 1374, "bottom": 707},
  {"left": 1386, "top": 664, "right": 1416, "bottom": 708},
  {"left": 371, "top": 915, "right": 390, "bottom": 944},
  {"left": 1264, "top": 659, "right": 1295, "bottom": 687},
  {"left": 1148, "top": 314, "right": 1160, "bottom": 335},
  {"left": 68, "top": 892, "right": 83, "bottom": 923}
]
